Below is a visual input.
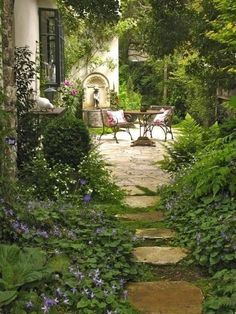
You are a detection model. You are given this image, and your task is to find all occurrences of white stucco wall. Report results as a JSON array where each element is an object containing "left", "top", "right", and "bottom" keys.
[
  {"left": 14, "top": 0, "right": 56, "bottom": 93},
  {"left": 71, "top": 37, "right": 119, "bottom": 93},
  {"left": 14, "top": 0, "right": 39, "bottom": 60}
]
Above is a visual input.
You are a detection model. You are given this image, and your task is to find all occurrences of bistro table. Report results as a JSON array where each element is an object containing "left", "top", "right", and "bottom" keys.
[{"left": 124, "top": 110, "right": 161, "bottom": 147}]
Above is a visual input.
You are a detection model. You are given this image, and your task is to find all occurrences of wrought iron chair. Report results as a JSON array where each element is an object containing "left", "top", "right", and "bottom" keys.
[
  {"left": 147, "top": 106, "right": 174, "bottom": 141},
  {"left": 99, "top": 108, "right": 134, "bottom": 143}
]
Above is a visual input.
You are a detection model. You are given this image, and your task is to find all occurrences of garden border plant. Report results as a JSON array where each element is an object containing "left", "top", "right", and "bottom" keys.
[{"left": 158, "top": 103, "right": 236, "bottom": 314}]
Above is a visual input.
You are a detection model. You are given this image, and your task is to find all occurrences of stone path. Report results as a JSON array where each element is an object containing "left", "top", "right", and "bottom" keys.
[{"left": 98, "top": 127, "right": 203, "bottom": 314}]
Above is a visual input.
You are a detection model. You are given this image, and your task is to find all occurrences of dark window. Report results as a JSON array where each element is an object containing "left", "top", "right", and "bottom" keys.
[{"left": 39, "top": 9, "right": 64, "bottom": 87}]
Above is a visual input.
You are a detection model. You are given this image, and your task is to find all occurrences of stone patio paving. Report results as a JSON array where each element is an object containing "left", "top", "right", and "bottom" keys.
[{"left": 98, "top": 126, "right": 203, "bottom": 314}]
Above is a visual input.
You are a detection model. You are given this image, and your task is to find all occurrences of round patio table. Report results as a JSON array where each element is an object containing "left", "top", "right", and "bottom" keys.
[{"left": 124, "top": 110, "right": 161, "bottom": 147}]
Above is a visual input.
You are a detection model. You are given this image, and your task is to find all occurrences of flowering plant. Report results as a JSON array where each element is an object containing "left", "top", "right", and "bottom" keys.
[{"left": 58, "top": 79, "right": 83, "bottom": 116}]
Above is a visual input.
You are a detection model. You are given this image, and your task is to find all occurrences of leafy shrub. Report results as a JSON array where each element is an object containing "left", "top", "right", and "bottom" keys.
[
  {"left": 42, "top": 114, "right": 91, "bottom": 168},
  {"left": 14, "top": 46, "right": 39, "bottom": 169},
  {"left": 19, "top": 154, "right": 78, "bottom": 200},
  {"left": 119, "top": 81, "right": 141, "bottom": 110},
  {"left": 204, "top": 269, "right": 236, "bottom": 314},
  {"left": 159, "top": 115, "right": 219, "bottom": 173},
  {"left": 57, "top": 79, "right": 84, "bottom": 118},
  {"left": 160, "top": 136, "right": 236, "bottom": 271},
  {"left": 20, "top": 148, "right": 124, "bottom": 203}
]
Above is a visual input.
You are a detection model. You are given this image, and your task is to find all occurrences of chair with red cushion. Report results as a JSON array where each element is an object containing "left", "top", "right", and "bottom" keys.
[{"left": 99, "top": 108, "right": 134, "bottom": 143}]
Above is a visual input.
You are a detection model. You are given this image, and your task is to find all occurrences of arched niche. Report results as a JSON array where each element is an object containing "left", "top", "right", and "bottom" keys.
[{"left": 83, "top": 73, "right": 110, "bottom": 109}]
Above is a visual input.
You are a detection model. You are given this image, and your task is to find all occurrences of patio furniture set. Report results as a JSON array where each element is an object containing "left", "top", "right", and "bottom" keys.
[{"left": 99, "top": 106, "right": 174, "bottom": 146}]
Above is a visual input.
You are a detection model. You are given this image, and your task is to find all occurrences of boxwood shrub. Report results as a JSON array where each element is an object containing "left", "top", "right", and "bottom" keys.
[{"left": 42, "top": 114, "right": 91, "bottom": 168}]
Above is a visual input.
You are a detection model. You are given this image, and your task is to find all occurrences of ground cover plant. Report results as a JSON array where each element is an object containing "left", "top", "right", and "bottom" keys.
[
  {"left": 0, "top": 197, "right": 141, "bottom": 314},
  {"left": 158, "top": 106, "right": 236, "bottom": 313}
]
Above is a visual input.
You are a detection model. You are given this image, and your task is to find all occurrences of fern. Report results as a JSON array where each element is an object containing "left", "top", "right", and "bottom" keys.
[
  {"left": 159, "top": 115, "right": 218, "bottom": 173},
  {"left": 204, "top": 269, "right": 236, "bottom": 313}
]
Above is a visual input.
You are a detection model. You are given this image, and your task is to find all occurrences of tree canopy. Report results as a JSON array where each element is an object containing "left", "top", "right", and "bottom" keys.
[{"left": 57, "top": 0, "right": 120, "bottom": 23}]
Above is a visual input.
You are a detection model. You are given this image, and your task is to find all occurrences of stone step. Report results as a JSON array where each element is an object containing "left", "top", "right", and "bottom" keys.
[
  {"left": 115, "top": 211, "right": 165, "bottom": 222},
  {"left": 133, "top": 246, "right": 188, "bottom": 265},
  {"left": 124, "top": 195, "right": 160, "bottom": 208},
  {"left": 135, "top": 228, "right": 175, "bottom": 239},
  {"left": 127, "top": 281, "right": 203, "bottom": 314}
]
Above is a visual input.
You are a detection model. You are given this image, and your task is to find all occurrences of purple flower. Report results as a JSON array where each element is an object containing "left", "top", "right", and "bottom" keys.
[
  {"left": 63, "top": 298, "right": 70, "bottom": 305},
  {"left": 3, "top": 207, "right": 14, "bottom": 216},
  {"left": 83, "top": 194, "right": 92, "bottom": 203},
  {"left": 71, "top": 287, "right": 77, "bottom": 294},
  {"left": 37, "top": 230, "right": 49, "bottom": 238},
  {"left": 70, "top": 89, "right": 78, "bottom": 96},
  {"left": 94, "top": 278, "right": 104, "bottom": 287},
  {"left": 64, "top": 80, "right": 72, "bottom": 86},
  {"left": 20, "top": 223, "right": 29, "bottom": 234},
  {"left": 42, "top": 297, "right": 58, "bottom": 314},
  {"left": 80, "top": 179, "right": 87, "bottom": 185},
  {"left": 25, "top": 301, "right": 33, "bottom": 308},
  {"left": 95, "top": 227, "right": 104, "bottom": 234},
  {"left": 56, "top": 288, "right": 63, "bottom": 297}
]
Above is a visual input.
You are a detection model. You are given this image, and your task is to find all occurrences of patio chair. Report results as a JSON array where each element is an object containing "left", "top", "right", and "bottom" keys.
[
  {"left": 147, "top": 106, "right": 174, "bottom": 141},
  {"left": 99, "top": 108, "right": 134, "bottom": 143}
]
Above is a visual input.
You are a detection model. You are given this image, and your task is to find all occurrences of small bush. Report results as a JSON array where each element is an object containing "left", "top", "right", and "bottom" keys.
[
  {"left": 42, "top": 114, "right": 91, "bottom": 168},
  {"left": 19, "top": 154, "right": 78, "bottom": 200}
]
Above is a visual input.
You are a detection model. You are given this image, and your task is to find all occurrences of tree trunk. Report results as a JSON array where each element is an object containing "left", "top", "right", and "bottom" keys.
[
  {"left": 0, "top": 0, "right": 17, "bottom": 197},
  {"left": 163, "top": 61, "right": 168, "bottom": 105}
]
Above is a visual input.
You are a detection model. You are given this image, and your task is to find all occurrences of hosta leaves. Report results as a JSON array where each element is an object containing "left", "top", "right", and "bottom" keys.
[
  {"left": 0, "top": 244, "right": 50, "bottom": 290},
  {"left": 0, "top": 290, "right": 17, "bottom": 306}
]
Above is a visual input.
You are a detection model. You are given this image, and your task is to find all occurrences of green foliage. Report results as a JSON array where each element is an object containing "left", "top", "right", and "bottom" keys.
[
  {"left": 14, "top": 47, "right": 36, "bottom": 113},
  {"left": 0, "top": 244, "right": 52, "bottom": 307},
  {"left": 160, "top": 136, "right": 236, "bottom": 271},
  {"left": 147, "top": 0, "right": 192, "bottom": 57},
  {"left": 119, "top": 81, "right": 141, "bottom": 110},
  {"left": 0, "top": 199, "right": 141, "bottom": 313},
  {"left": 57, "top": 79, "right": 84, "bottom": 118},
  {"left": 19, "top": 154, "right": 78, "bottom": 200},
  {"left": 58, "top": 0, "right": 120, "bottom": 23},
  {"left": 42, "top": 114, "right": 91, "bottom": 168},
  {"left": 159, "top": 115, "right": 219, "bottom": 172},
  {"left": 204, "top": 269, "right": 236, "bottom": 314},
  {"left": 59, "top": 1, "right": 118, "bottom": 76},
  {"left": 14, "top": 46, "right": 39, "bottom": 169},
  {"left": 20, "top": 148, "right": 123, "bottom": 203}
]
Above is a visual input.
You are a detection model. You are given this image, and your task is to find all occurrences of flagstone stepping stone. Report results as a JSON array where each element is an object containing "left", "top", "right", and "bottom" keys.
[
  {"left": 123, "top": 185, "right": 146, "bottom": 195},
  {"left": 135, "top": 228, "right": 175, "bottom": 239},
  {"left": 127, "top": 281, "right": 203, "bottom": 314},
  {"left": 115, "top": 211, "right": 165, "bottom": 222},
  {"left": 133, "top": 246, "right": 188, "bottom": 265},
  {"left": 124, "top": 195, "right": 160, "bottom": 208}
]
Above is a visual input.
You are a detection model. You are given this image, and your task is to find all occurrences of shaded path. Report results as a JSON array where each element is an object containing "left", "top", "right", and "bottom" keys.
[
  {"left": 98, "top": 126, "right": 203, "bottom": 314},
  {"left": 98, "top": 126, "right": 170, "bottom": 196}
]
